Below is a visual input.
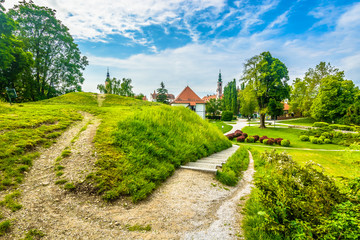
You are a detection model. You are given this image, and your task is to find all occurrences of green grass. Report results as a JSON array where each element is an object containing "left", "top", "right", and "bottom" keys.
[
  {"left": 210, "top": 121, "right": 233, "bottom": 133},
  {"left": 0, "top": 220, "right": 11, "bottom": 236},
  {"left": 239, "top": 126, "right": 347, "bottom": 150},
  {"left": 0, "top": 191, "right": 22, "bottom": 212},
  {"left": 126, "top": 224, "right": 152, "bottom": 232},
  {"left": 22, "top": 229, "right": 45, "bottom": 240},
  {"left": 277, "top": 117, "right": 316, "bottom": 126}
]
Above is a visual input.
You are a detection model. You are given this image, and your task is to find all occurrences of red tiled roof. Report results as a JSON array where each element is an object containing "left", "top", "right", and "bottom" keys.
[
  {"left": 173, "top": 86, "right": 205, "bottom": 104},
  {"left": 202, "top": 95, "right": 217, "bottom": 102},
  {"left": 283, "top": 102, "right": 290, "bottom": 111}
]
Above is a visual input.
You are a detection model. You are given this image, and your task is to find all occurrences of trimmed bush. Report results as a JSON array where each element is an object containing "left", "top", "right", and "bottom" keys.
[
  {"left": 313, "top": 122, "right": 329, "bottom": 127},
  {"left": 242, "top": 133, "right": 248, "bottom": 138},
  {"left": 221, "top": 111, "right": 233, "bottom": 121},
  {"left": 263, "top": 139, "right": 274, "bottom": 145},
  {"left": 274, "top": 138, "right": 283, "bottom": 145},
  {"left": 237, "top": 136, "right": 246, "bottom": 142},
  {"left": 317, "top": 138, "right": 324, "bottom": 144},
  {"left": 259, "top": 136, "right": 268, "bottom": 143},
  {"left": 246, "top": 137, "right": 255, "bottom": 143},
  {"left": 300, "top": 135, "right": 310, "bottom": 141},
  {"left": 311, "top": 137, "right": 318, "bottom": 144},
  {"left": 324, "top": 139, "right": 332, "bottom": 144},
  {"left": 253, "top": 135, "right": 259, "bottom": 142},
  {"left": 281, "top": 139, "right": 290, "bottom": 147},
  {"left": 226, "top": 133, "right": 235, "bottom": 140}
]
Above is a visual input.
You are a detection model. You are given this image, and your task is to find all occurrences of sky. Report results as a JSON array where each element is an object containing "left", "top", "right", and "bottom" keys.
[{"left": 3, "top": 0, "right": 360, "bottom": 98}]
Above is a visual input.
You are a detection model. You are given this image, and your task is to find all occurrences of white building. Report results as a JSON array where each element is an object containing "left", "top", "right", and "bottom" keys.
[{"left": 171, "top": 86, "right": 206, "bottom": 119}]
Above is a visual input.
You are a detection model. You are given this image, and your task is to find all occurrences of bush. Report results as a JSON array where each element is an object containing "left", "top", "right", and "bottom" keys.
[
  {"left": 300, "top": 135, "right": 310, "bottom": 141},
  {"left": 237, "top": 136, "right": 245, "bottom": 142},
  {"left": 234, "top": 130, "right": 242, "bottom": 137},
  {"left": 280, "top": 139, "right": 290, "bottom": 147},
  {"left": 321, "top": 132, "right": 331, "bottom": 139},
  {"left": 317, "top": 138, "right": 324, "bottom": 144},
  {"left": 274, "top": 138, "right": 283, "bottom": 145},
  {"left": 246, "top": 137, "right": 255, "bottom": 143},
  {"left": 313, "top": 122, "right": 329, "bottom": 127},
  {"left": 311, "top": 137, "right": 318, "bottom": 144},
  {"left": 242, "top": 133, "right": 248, "bottom": 138},
  {"left": 253, "top": 135, "right": 259, "bottom": 142},
  {"left": 263, "top": 139, "right": 274, "bottom": 145},
  {"left": 324, "top": 138, "right": 332, "bottom": 144},
  {"left": 226, "top": 133, "right": 235, "bottom": 140},
  {"left": 221, "top": 111, "right": 233, "bottom": 121},
  {"left": 259, "top": 136, "right": 268, "bottom": 143}
]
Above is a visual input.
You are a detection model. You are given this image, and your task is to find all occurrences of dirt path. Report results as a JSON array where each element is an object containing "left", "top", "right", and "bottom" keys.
[{"left": 2, "top": 111, "right": 255, "bottom": 239}]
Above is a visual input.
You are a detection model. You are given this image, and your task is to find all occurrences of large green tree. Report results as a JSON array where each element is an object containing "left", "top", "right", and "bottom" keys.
[
  {"left": 97, "top": 77, "right": 134, "bottom": 97},
  {"left": 310, "top": 74, "right": 357, "bottom": 122},
  {"left": 290, "top": 62, "right": 343, "bottom": 116},
  {"left": 242, "top": 51, "right": 290, "bottom": 128},
  {"left": 222, "top": 79, "right": 238, "bottom": 115},
  {"left": 0, "top": 5, "right": 33, "bottom": 100},
  {"left": 156, "top": 81, "right": 168, "bottom": 104},
  {"left": 238, "top": 84, "right": 258, "bottom": 118},
  {"left": 7, "top": 1, "right": 88, "bottom": 100}
]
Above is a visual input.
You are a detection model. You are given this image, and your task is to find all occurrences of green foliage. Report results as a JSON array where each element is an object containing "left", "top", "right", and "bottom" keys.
[
  {"left": 280, "top": 139, "right": 290, "bottom": 147},
  {"left": 222, "top": 79, "right": 238, "bottom": 115},
  {"left": 126, "top": 224, "right": 152, "bottom": 232},
  {"left": 238, "top": 84, "right": 258, "bottom": 117},
  {"left": 97, "top": 77, "right": 134, "bottom": 97},
  {"left": 324, "top": 139, "right": 332, "bottom": 144},
  {"left": 313, "top": 122, "right": 329, "bottom": 127},
  {"left": 206, "top": 98, "right": 221, "bottom": 117},
  {"left": 64, "top": 183, "right": 76, "bottom": 191},
  {"left": 7, "top": 2, "right": 88, "bottom": 100},
  {"left": 299, "top": 135, "right": 310, "bottom": 141},
  {"left": 0, "top": 191, "right": 22, "bottom": 211},
  {"left": 216, "top": 146, "right": 249, "bottom": 186},
  {"left": 55, "top": 179, "right": 67, "bottom": 185},
  {"left": 90, "top": 105, "right": 231, "bottom": 202},
  {"left": 246, "top": 137, "right": 255, "bottom": 143},
  {"left": 61, "top": 150, "right": 71, "bottom": 158},
  {"left": 268, "top": 98, "right": 284, "bottom": 119},
  {"left": 22, "top": 229, "right": 45, "bottom": 240},
  {"left": 243, "top": 150, "right": 359, "bottom": 239},
  {"left": 242, "top": 51, "right": 290, "bottom": 128},
  {"left": 311, "top": 74, "right": 357, "bottom": 122},
  {"left": 156, "top": 81, "right": 169, "bottom": 104},
  {"left": 210, "top": 121, "right": 233, "bottom": 133},
  {"left": 0, "top": 220, "right": 11, "bottom": 236},
  {"left": 221, "top": 111, "right": 233, "bottom": 121}
]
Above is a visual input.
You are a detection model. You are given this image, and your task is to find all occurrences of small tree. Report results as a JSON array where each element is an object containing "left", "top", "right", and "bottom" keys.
[
  {"left": 156, "top": 82, "right": 168, "bottom": 104},
  {"left": 206, "top": 98, "right": 221, "bottom": 117},
  {"left": 239, "top": 84, "right": 258, "bottom": 118}
]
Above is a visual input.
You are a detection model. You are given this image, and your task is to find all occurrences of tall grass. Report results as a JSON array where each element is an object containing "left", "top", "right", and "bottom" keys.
[{"left": 89, "top": 105, "right": 231, "bottom": 202}]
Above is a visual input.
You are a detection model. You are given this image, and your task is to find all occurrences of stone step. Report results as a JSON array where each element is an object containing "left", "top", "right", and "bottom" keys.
[
  {"left": 196, "top": 159, "right": 226, "bottom": 164},
  {"left": 180, "top": 165, "right": 217, "bottom": 173},
  {"left": 186, "top": 162, "right": 221, "bottom": 168}
]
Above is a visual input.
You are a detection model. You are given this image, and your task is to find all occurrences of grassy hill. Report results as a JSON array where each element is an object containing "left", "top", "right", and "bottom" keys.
[{"left": 0, "top": 93, "right": 231, "bottom": 202}]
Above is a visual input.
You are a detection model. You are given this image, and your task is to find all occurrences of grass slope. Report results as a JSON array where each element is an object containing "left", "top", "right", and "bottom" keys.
[{"left": 277, "top": 117, "right": 316, "bottom": 126}]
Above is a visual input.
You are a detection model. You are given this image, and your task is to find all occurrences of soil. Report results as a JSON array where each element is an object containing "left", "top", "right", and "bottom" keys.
[{"left": 1, "top": 112, "right": 255, "bottom": 240}]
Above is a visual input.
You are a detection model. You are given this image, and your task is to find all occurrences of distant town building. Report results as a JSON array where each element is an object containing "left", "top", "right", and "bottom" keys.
[
  {"left": 202, "top": 70, "right": 223, "bottom": 102},
  {"left": 149, "top": 90, "right": 175, "bottom": 103},
  {"left": 172, "top": 86, "right": 206, "bottom": 119},
  {"left": 105, "top": 67, "right": 110, "bottom": 87}
]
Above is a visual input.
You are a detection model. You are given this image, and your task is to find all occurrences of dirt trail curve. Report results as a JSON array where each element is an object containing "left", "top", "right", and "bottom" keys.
[{"left": 2, "top": 111, "right": 255, "bottom": 239}]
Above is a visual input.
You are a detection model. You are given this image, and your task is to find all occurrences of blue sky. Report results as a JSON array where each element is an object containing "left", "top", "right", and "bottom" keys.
[{"left": 4, "top": 0, "right": 360, "bottom": 98}]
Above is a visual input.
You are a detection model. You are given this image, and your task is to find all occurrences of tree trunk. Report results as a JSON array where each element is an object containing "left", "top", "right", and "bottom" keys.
[{"left": 260, "top": 113, "right": 266, "bottom": 128}]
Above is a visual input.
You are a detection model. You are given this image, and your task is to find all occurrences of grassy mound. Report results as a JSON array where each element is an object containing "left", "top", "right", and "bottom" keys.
[
  {"left": 90, "top": 105, "right": 231, "bottom": 202},
  {"left": 37, "top": 92, "right": 98, "bottom": 106},
  {"left": 101, "top": 94, "right": 154, "bottom": 107}
]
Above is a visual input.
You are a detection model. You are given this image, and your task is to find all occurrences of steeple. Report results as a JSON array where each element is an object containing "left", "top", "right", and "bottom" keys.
[
  {"left": 105, "top": 68, "right": 110, "bottom": 87},
  {"left": 216, "top": 70, "right": 223, "bottom": 99},
  {"left": 106, "top": 67, "right": 110, "bottom": 79}
]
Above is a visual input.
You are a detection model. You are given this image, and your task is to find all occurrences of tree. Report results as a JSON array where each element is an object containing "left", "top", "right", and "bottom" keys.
[
  {"left": 238, "top": 84, "right": 258, "bottom": 118},
  {"left": 206, "top": 98, "right": 221, "bottom": 117},
  {"left": 290, "top": 62, "right": 343, "bottom": 116},
  {"left": 119, "top": 78, "right": 134, "bottom": 97},
  {"left": 7, "top": 1, "right": 88, "bottom": 100},
  {"left": 242, "top": 51, "right": 290, "bottom": 128},
  {"left": 97, "top": 77, "right": 134, "bottom": 97},
  {"left": 310, "top": 74, "right": 357, "bottom": 122},
  {"left": 0, "top": 8, "right": 33, "bottom": 101},
  {"left": 222, "top": 79, "right": 238, "bottom": 115},
  {"left": 268, "top": 98, "right": 284, "bottom": 120},
  {"left": 156, "top": 82, "right": 168, "bottom": 104}
]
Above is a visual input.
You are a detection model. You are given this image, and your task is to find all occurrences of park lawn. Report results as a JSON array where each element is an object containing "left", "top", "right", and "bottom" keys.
[
  {"left": 247, "top": 145, "right": 360, "bottom": 180},
  {"left": 240, "top": 126, "right": 347, "bottom": 150},
  {"left": 277, "top": 117, "right": 316, "bottom": 126},
  {"left": 210, "top": 121, "right": 233, "bottom": 133}
]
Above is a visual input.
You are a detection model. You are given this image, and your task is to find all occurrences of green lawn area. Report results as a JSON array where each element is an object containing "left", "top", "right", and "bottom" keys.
[
  {"left": 277, "top": 117, "right": 316, "bottom": 126},
  {"left": 240, "top": 126, "right": 347, "bottom": 150},
  {"left": 210, "top": 121, "right": 233, "bottom": 133}
]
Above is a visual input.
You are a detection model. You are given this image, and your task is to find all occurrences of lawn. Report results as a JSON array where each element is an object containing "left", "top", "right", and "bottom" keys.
[
  {"left": 209, "top": 121, "right": 233, "bottom": 133},
  {"left": 239, "top": 126, "right": 347, "bottom": 150},
  {"left": 277, "top": 117, "right": 316, "bottom": 126}
]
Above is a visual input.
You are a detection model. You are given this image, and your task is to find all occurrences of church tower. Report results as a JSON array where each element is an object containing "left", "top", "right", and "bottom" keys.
[
  {"left": 105, "top": 67, "right": 110, "bottom": 87},
  {"left": 216, "top": 69, "right": 222, "bottom": 99}
]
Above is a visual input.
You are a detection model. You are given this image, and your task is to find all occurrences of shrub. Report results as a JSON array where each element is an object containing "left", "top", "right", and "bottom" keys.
[
  {"left": 252, "top": 135, "right": 259, "bottom": 142},
  {"left": 221, "top": 111, "right": 233, "bottom": 121},
  {"left": 319, "top": 136, "right": 326, "bottom": 141},
  {"left": 324, "top": 139, "right": 332, "bottom": 144},
  {"left": 234, "top": 130, "right": 243, "bottom": 137},
  {"left": 226, "top": 133, "right": 235, "bottom": 140},
  {"left": 263, "top": 139, "right": 274, "bottom": 145},
  {"left": 242, "top": 133, "right": 248, "bottom": 138},
  {"left": 237, "top": 136, "right": 245, "bottom": 142},
  {"left": 311, "top": 137, "right": 318, "bottom": 144},
  {"left": 313, "top": 122, "right": 329, "bottom": 127},
  {"left": 321, "top": 132, "right": 331, "bottom": 139},
  {"left": 259, "top": 136, "right": 268, "bottom": 143},
  {"left": 274, "top": 138, "right": 283, "bottom": 145},
  {"left": 246, "top": 137, "right": 255, "bottom": 143},
  {"left": 317, "top": 138, "right": 324, "bottom": 144},
  {"left": 281, "top": 139, "right": 290, "bottom": 147},
  {"left": 300, "top": 135, "right": 310, "bottom": 141}
]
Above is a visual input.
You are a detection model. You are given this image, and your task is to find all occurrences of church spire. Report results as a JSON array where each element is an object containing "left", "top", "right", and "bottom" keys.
[
  {"left": 218, "top": 69, "right": 222, "bottom": 82},
  {"left": 216, "top": 70, "right": 223, "bottom": 99},
  {"left": 106, "top": 67, "right": 110, "bottom": 79}
]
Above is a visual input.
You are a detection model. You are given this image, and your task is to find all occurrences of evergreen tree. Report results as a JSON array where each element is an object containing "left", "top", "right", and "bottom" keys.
[
  {"left": 222, "top": 79, "right": 238, "bottom": 115},
  {"left": 156, "top": 82, "right": 168, "bottom": 104}
]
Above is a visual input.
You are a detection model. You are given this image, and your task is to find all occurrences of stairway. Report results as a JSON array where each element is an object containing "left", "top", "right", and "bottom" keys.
[{"left": 180, "top": 145, "right": 239, "bottom": 173}]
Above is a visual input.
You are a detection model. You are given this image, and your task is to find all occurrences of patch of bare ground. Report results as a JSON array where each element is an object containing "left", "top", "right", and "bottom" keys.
[
  {"left": 97, "top": 94, "right": 105, "bottom": 107},
  {"left": 2, "top": 111, "right": 255, "bottom": 239}
]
